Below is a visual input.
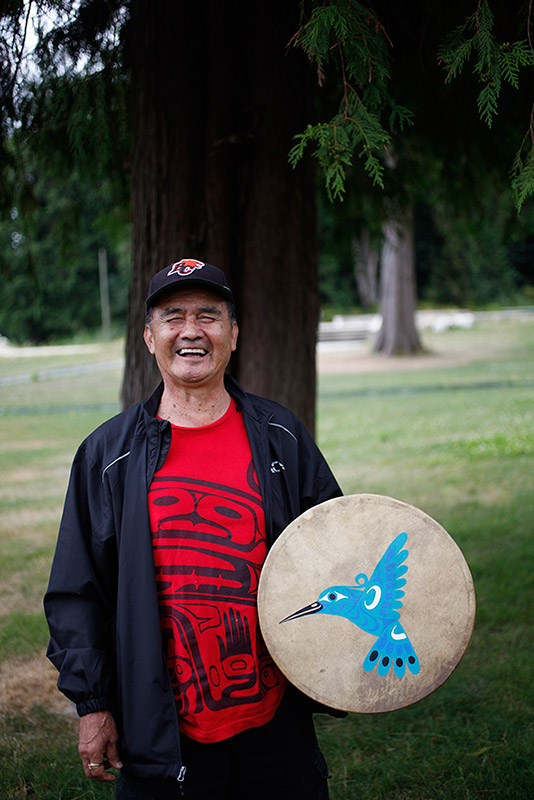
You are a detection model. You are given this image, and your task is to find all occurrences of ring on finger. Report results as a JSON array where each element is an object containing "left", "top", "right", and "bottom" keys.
[{"left": 88, "top": 762, "right": 104, "bottom": 770}]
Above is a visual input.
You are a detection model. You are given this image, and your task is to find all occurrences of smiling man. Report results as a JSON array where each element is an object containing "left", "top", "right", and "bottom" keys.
[
  {"left": 143, "top": 279, "right": 239, "bottom": 426},
  {"left": 44, "top": 259, "right": 342, "bottom": 799}
]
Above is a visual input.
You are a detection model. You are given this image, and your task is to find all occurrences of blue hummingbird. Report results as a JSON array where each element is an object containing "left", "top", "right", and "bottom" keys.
[{"left": 280, "top": 532, "right": 420, "bottom": 679}]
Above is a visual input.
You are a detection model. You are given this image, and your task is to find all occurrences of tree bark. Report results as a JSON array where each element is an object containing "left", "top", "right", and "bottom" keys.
[
  {"left": 374, "top": 207, "right": 422, "bottom": 355},
  {"left": 122, "top": 0, "right": 318, "bottom": 432},
  {"left": 352, "top": 227, "right": 378, "bottom": 309}
]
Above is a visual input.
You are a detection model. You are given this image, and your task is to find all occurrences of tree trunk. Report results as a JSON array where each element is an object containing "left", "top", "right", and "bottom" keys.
[
  {"left": 352, "top": 227, "right": 378, "bottom": 309},
  {"left": 121, "top": 0, "right": 318, "bottom": 432},
  {"left": 374, "top": 207, "right": 422, "bottom": 355}
]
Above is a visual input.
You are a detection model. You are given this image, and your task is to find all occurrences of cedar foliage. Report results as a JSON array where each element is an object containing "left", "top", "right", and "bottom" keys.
[
  {"left": 291, "top": 0, "right": 534, "bottom": 210},
  {"left": 438, "top": 0, "right": 534, "bottom": 210},
  {"left": 288, "top": 0, "right": 413, "bottom": 199}
]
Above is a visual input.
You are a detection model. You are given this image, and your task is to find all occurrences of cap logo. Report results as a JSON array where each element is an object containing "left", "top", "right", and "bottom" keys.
[{"left": 167, "top": 259, "right": 205, "bottom": 277}]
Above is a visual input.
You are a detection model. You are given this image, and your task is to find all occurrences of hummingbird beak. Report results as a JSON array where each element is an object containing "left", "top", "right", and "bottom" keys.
[{"left": 279, "top": 601, "right": 323, "bottom": 624}]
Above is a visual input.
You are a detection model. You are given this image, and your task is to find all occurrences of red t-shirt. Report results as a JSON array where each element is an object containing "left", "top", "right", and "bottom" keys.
[{"left": 148, "top": 399, "right": 286, "bottom": 742}]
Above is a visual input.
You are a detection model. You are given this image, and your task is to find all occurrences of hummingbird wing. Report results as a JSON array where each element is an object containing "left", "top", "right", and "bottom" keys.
[
  {"left": 362, "top": 621, "right": 420, "bottom": 677},
  {"left": 359, "top": 532, "right": 409, "bottom": 624}
]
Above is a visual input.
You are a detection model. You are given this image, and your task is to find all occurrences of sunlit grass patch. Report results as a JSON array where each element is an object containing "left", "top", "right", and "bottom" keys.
[
  {"left": 0, "top": 337, "right": 124, "bottom": 377},
  {"left": 0, "top": 368, "right": 123, "bottom": 411}
]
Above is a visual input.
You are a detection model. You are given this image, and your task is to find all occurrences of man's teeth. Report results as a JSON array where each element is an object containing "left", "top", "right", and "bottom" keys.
[{"left": 178, "top": 348, "right": 207, "bottom": 356}]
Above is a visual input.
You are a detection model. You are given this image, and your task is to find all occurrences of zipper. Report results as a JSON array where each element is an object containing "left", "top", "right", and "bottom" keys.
[
  {"left": 177, "top": 765, "right": 187, "bottom": 796},
  {"left": 245, "top": 412, "right": 274, "bottom": 544},
  {"left": 160, "top": 637, "right": 186, "bottom": 793}
]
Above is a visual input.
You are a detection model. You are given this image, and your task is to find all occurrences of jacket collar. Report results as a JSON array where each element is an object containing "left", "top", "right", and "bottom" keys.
[
  {"left": 143, "top": 381, "right": 165, "bottom": 418},
  {"left": 224, "top": 374, "right": 272, "bottom": 423},
  {"left": 139, "top": 374, "right": 270, "bottom": 429}
]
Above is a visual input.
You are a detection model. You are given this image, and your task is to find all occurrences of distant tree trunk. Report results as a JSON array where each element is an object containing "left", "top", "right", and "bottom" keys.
[
  {"left": 352, "top": 227, "right": 378, "bottom": 309},
  {"left": 374, "top": 207, "right": 422, "bottom": 354},
  {"left": 121, "top": 0, "right": 318, "bottom": 432}
]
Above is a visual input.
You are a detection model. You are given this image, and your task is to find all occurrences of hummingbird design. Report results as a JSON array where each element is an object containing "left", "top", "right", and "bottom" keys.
[{"left": 280, "top": 532, "right": 420, "bottom": 678}]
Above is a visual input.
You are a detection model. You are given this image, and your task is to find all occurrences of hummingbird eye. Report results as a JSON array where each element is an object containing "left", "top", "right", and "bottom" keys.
[{"left": 319, "top": 590, "right": 348, "bottom": 603}]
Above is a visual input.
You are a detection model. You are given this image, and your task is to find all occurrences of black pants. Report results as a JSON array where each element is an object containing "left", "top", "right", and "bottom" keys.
[{"left": 116, "top": 690, "right": 329, "bottom": 800}]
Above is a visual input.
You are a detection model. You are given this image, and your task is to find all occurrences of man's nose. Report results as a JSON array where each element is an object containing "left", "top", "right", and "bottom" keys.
[{"left": 180, "top": 316, "right": 203, "bottom": 338}]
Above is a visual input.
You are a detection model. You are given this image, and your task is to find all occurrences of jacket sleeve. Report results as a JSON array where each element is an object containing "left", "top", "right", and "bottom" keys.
[
  {"left": 44, "top": 440, "right": 119, "bottom": 716},
  {"left": 295, "top": 418, "right": 348, "bottom": 718},
  {"left": 295, "top": 416, "right": 343, "bottom": 512}
]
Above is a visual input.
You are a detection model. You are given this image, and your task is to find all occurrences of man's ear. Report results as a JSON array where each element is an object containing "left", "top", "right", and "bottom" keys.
[
  {"left": 231, "top": 322, "right": 239, "bottom": 352},
  {"left": 144, "top": 325, "right": 155, "bottom": 355}
]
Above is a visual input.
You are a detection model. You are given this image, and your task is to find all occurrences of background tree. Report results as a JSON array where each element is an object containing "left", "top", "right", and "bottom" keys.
[
  {"left": 0, "top": 149, "right": 130, "bottom": 343},
  {"left": 292, "top": 0, "right": 534, "bottom": 353},
  {"left": 0, "top": 0, "right": 131, "bottom": 342},
  {"left": 1, "top": 0, "right": 533, "bottom": 428},
  {"left": 123, "top": 0, "right": 319, "bottom": 430},
  {"left": 1, "top": 0, "right": 325, "bottom": 430}
]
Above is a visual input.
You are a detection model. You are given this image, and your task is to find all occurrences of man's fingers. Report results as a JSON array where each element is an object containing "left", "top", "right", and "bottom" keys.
[
  {"left": 79, "top": 710, "right": 121, "bottom": 781},
  {"left": 84, "top": 759, "right": 103, "bottom": 778},
  {"left": 105, "top": 742, "right": 123, "bottom": 770},
  {"left": 84, "top": 759, "right": 119, "bottom": 782}
]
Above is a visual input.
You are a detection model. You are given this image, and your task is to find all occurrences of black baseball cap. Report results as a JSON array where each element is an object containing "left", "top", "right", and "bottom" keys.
[{"left": 145, "top": 259, "right": 233, "bottom": 310}]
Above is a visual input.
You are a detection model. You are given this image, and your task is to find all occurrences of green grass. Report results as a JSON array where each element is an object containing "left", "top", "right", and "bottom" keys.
[
  {"left": 0, "top": 320, "right": 533, "bottom": 798},
  {"left": 0, "top": 337, "right": 124, "bottom": 378},
  {"left": 0, "top": 708, "right": 113, "bottom": 800},
  {"left": 0, "top": 611, "right": 50, "bottom": 661}
]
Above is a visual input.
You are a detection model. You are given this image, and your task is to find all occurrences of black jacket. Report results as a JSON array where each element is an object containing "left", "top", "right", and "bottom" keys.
[{"left": 44, "top": 376, "right": 342, "bottom": 780}]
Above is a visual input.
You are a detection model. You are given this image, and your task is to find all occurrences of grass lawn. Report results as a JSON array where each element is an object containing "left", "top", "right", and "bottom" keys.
[{"left": 0, "top": 320, "right": 532, "bottom": 798}]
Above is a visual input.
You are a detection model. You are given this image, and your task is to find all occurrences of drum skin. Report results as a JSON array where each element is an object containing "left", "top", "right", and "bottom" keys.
[{"left": 258, "top": 494, "right": 476, "bottom": 713}]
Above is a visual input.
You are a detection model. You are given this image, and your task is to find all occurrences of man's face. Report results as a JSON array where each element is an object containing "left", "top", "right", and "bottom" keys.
[{"left": 144, "top": 288, "right": 238, "bottom": 392}]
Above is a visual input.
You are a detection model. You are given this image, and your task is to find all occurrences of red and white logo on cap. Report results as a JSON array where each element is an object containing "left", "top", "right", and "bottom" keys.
[{"left": 167, "top": 259, "right": 205, "bottom": 277}]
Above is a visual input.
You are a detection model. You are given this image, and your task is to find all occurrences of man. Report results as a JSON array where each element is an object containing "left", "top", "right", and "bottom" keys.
[{"left": 45, "top": 259, "right": 342, "bottom": 799}]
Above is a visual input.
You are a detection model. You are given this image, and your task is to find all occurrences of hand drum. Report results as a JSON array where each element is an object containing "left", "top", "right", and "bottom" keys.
[{"left": 258, "top": 494, "right": 475, "bottom": 713}]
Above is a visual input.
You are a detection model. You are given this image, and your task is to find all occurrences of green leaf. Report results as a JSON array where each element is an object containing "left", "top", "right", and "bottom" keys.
[
  {"left": 477, "top": 79, "right": 500, "bottom": 128},
  {"left": 289, "top": 0, "right": 400, "bottom": 201},
  {"left": 511, "top": 128, "right": 534, "bottom": 212}
]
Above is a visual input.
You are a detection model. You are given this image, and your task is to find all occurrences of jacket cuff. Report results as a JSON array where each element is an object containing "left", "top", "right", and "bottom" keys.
[
  {"left": 309, "top": 699, "right": 348, "bottom": 718},
  {"left": 76, "top": 697, "right": 113, "bottom": 717},
  {"left": 286, "top": 683, "right": 348, "bottom": 719}
]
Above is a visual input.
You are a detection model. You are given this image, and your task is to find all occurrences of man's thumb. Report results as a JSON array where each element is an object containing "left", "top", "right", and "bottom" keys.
[{"left": 106, "top": 743, "right": 123, "bottom": 769}]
